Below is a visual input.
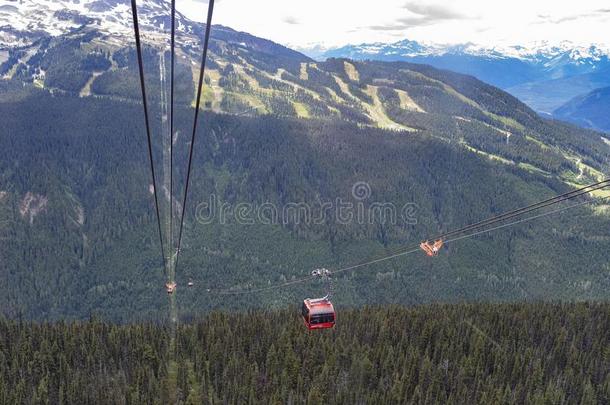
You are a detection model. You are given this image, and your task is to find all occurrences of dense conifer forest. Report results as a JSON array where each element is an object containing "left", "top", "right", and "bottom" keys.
[{"left": 0, "top": 302, "right": 608, "bottom": 404}]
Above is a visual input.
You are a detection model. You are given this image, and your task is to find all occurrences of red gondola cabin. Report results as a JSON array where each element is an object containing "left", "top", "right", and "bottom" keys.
[{"left": 302, "top": 297, "right": 336, "bottom": 330}]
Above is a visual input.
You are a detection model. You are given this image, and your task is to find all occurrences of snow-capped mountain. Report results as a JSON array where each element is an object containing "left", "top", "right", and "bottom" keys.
[
  {"left": 0, "top": 0, "right": 308, "bottom": 110},
  {"left": 319, "top": 39, "right": 610, "bottom": 77},
  {"left": 0, "top": 0, "right": 305, "bottom": 86},
  {"left": 0, "top": 0, "right": 199, "bottom": 48},
  {"left": 441, "top": 41, "right": 609, "bottom": 64}
]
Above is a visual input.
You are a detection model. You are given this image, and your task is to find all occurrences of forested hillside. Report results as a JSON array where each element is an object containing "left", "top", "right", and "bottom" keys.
[
  {"left": 0, "top": 80, "right": 610, "bottom": 320},
  {"left": 0, "top": 302, "right": 608, "bottom": 404},
  {"left": 4, "top": 28, "right": 610, "bottom": 189},
  {"left": 2, "top": 16, "right": 610, "bottom": 321}
]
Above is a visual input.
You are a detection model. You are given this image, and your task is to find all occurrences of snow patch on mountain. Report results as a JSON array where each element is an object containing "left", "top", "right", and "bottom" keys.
[{"left": 0, "top": 0, "right": 198, "bottom": 48}]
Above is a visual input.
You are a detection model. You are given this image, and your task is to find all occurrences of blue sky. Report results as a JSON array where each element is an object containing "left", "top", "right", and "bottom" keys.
[{"left": 178, "top": 0, "right": 610, "bottom": 49}]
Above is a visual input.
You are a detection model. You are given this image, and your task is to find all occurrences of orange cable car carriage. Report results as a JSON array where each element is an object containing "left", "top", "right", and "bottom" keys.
[
  {"left": 420, "top": 239, "right": 444, "bottom": 257},
  {"left": 165, "top": 282, "right": 176, "bottom": 294},
  {"left": 302, "top": 296, "right": 336, "bottom": 330}
]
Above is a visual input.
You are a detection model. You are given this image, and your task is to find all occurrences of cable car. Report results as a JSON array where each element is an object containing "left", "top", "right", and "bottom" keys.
[
  {"left": 302, "top": 297, "right": 336, "bottom": 330},
  {"left": 166, "top": 282, "right": 176, "bottom": 294},
  {"left": 420, "top": 239, "right": 443, "bottom": 257}
]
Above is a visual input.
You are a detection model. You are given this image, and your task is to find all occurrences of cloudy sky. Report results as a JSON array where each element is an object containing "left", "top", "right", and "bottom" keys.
[{"left": 178, "top": 0, "right": 610, "bottom": 49}]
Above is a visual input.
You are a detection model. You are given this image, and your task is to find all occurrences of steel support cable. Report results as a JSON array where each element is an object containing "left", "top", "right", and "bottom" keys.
[
  {"left": 213, "top": 192, "right": 608, "bottom": 295},
  {"left": 333, "top": 182, "right": 610, "bottom": 276},
  {"left": 334, "top": 189, "right": 607, "bottom": 275},
  {"left": 432, "top": 181, "right": 610, "bottom": 241},
  {"left": 216, "top": 274, "right": 319, "bottom": 296},
  {"left": 430, "top": 179, "right": 610, "bottom": 242},
  {"left": 174, "top": 0, "right": 215, "bottom": 273},
  {"left": 262, "top": 180, "right": 610, "bottom": 281},
  {"left": 443, "top": 195, "right": 608, "bottom": 245},
  {"left": 131, "top": 0, "right": 168, "bottom": 274},
  {"left": 337, "top": 179, "right": 610, "bottom": 266},
  {"left": 169, "top": 0, "right": 176, "bottom": 261}
]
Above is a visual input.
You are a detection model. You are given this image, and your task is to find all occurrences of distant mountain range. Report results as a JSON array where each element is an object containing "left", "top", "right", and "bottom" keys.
[{"left": 312, "top": 39, "right": 610, "bottom": 118}]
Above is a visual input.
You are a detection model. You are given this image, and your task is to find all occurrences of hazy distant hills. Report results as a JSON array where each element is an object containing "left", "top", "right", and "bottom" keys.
[
  {"left": 554, "top": 86, "right": 610, "bottom": 132},
  {"left": 508, "top": 71, "right": 610, "bottom": 115}
]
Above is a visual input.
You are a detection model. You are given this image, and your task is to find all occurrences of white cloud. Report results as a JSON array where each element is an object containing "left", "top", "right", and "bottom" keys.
[
  {"left": 282, "top": 16, "right": 300, "bottom": 25},
  {"left": 177, "top": 0, "right": 610, "bottom": 48}
]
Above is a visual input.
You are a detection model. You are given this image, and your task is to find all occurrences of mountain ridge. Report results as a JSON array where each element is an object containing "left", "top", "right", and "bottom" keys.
[
  {"left": 317, "top": 39, "right": 610, "bottom": 63},
  {"left": 313, "top": 38, "right": 610, "bottom": 113},
  {"left": 3, "top": 0, "right": 610, "bottom": 116}
]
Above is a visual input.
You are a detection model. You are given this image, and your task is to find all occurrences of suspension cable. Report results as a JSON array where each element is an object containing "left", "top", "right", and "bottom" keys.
[
  {"left": 443, "top": 196, "right": 606, "bottom": 245},
  {"left": 174, "top": 0, "right": 215, "bottom": 273},
  {"left": 212, "top": 191, "right": 608, "bottom": 295},
  {"left": 130, "top": 0, "right": 168, "bottom": 273},
  {"left": 340, "top": 179, "right": 610, "bottom": 267},
  {"left": 432, "top": 179, "right": 610, "bottom": 241},
  {"left": 336, "top": 189, "right": 608, "bottom": 274},
  {"left": 169, "top": 0, "right": 176, "bottom": 265},
  {"left": 322, "top": 182, "right": 607, "bottom": 277}
]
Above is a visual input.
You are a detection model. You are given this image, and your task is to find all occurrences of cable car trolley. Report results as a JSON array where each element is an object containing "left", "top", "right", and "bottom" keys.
[
  {"left": 420, "top": 239, "right": 443, "bottom": 257},
  {"left": 301, "top": 268, "right": 336, "bottom": 330},
  {"left": 302, "top": 296, "right": 336, "bottom": 330},
  {"left": 165, "top": 282, "right": 177, "bottom": 295}
]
